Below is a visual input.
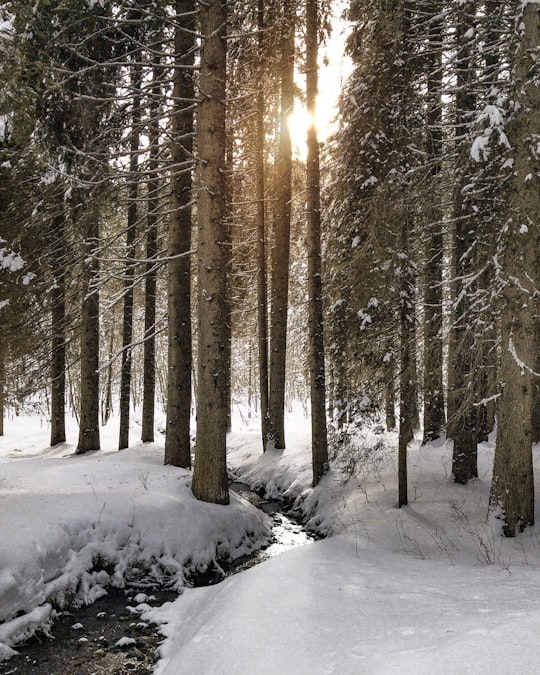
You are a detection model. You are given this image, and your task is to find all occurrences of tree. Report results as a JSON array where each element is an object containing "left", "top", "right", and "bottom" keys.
[
  {"left": 191, "top": 0, "right": 230, "bottom": 504},
  {"left": 267, "top": 0, "right": 295, "bottom": 450},
  {"left": 447, "top": 0, "right": 479, "bottom": 483},
  {"left": 489, "top": 0, "right": 539, "bottom": 536},
  {"left": 165, "top": 0, "right": 196, "bottom": 468},
  {"left": 306, "top": 0, "right": 328, "bottom": 485},
  {"left": 256, "top": 0, "right": 270, "bottom": 451},
  {"left": 119, "top": 56, "right": 142, "bottom": 451},
  {"left": 421, "top": 2, "right": 445, "bottom": 444}
]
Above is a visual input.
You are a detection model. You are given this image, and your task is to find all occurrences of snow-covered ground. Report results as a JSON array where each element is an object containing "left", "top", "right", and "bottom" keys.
[{"left": 1, "top": 407, "right": 540, "bottom": 673}]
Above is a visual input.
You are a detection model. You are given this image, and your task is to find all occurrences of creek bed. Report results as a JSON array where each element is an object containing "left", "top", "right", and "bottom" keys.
[{"left": 0, "top": 483, "right": 314, "bottom": 674}]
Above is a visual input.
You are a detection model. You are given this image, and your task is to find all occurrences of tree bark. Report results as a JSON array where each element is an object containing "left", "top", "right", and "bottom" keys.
[
  {"left": 422, "top": 4, "right": 445, "bottom": 444},
  {"left": 489, "top": 2, "right": 539, "bottom": 536},
  {"left": 0, "top": 342, "right": 5, "bottom": 437},
  {"left": 448, "top": 2, "right": 478, "bottom": 482},
  {"left": 119, "top": 60, "right": 141, "bottom": 451},
  {"left": 76, "top": 200, "right": 100, "bottom": 454},
  {"left": 398, "top": 216, "right": 414, "bottom": 508},
  {"left": 141, "top": 52, "right": 163, "bottom": 444},
  {"left": 191, "top": 0, "right": 230, "bottom": 505},
  {"left": 50, "top": 208, "right": 67, "bottom": 446},
  {"left": 268, "top": 0, "right": 294, "bottom": 450},
  {"left": 165, "top": 0, "right": 195, "bottom": 467},
  {"left": 306, "top": 0, "right": 328, "bottom": 486},
  {"left": 256, "top": 0, "right": 269, "bottom": 451}
]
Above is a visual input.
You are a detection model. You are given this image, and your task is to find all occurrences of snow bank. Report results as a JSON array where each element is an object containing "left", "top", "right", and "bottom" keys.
[{"left": 0, "top": 415, "right": 270, "bottom": 656}]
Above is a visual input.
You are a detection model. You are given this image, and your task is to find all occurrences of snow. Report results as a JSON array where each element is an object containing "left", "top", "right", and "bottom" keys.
[{"left": 2, "top": 409, "right": 540, "bottom": 674}]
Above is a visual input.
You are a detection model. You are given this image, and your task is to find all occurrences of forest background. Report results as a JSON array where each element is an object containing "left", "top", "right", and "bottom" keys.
[{"left": 0, "top": 0, "right": 539, "bottom": 540}]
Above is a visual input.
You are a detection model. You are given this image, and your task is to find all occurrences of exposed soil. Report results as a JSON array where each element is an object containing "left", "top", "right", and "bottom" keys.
[{"left": 0, "top": 587, "right": 176, "bottom": 675}]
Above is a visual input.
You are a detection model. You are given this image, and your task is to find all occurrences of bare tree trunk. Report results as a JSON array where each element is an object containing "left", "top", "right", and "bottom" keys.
[
  {"left": 0, "top": 342, "right": 5, "bottom": 436},
  {"left": 102, "top": 328, "right": 114, "bottom": 426},
  {"left": 192, "top": 0, "right": 230, "bottom": 505},
  {"left": 398, "top": 216, "right": 414, "bottom": 507},
  {"left": 422, "top": 4, "right": 445, "bottom": 444},
  {"left": 490, "top": 2, "right": 539, "bottom": 536},
  {"left": 119, "top": 61, "right": 141, "bottom": 451},
  {"left": 50, "top": 209, "right": 67, "bottom": 446},
  {"left": 141, "top": 54, "right": 162, "bottom": 444},
  {"left": 268, "top": 0, "right": 294, "bottom": 450},
  {"left": 256, "top": 0, "right": 269, "bottom": 452},
  {"left": 385, "top": 359, "right": 396, "bottom": 431},
  {"left": 306, "top": 0, "right": 328, "bottom": 486},
  {"left": 76, "top": 201, "right": 100, "bottom": 454},
  {"left": 165, "top": 0, "right": 195, "bottom": 467},
  {"left": 448, "top": 2, "right": 478, "bottom": 482},
  {"left": 533, "top": 316, "right": 540, "bottom": 444}
]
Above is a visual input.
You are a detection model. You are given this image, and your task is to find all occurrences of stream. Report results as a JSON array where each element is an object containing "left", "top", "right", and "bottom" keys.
[{"left": 0, "top": 483, "right": 314, "bottom": 675}]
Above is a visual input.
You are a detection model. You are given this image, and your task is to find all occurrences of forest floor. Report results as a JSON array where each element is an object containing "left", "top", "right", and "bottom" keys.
[{"left": 1, "top": 407, "right": 540, "bottom": 673}]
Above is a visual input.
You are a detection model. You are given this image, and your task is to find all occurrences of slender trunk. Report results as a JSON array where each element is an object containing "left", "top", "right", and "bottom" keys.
[
  {"left": 50, "top": 211, "right": 67, "bottom": 446},
  {"left": 141, "top": 54, "right": 162, "bottom": 444},
  {"left": 398, "top": 216, "right": 414, "bottom": 507},
  {"left": 448, "top": 2, "right": 478, "bottom": 482},
  {"left": 165, "top": 0, "right": 195, "bottom": 467},
  {"left": 119, "top": 62, "right": 142, "bottom": 451},
  {"left": 256, "top": 0, "right": 269, "bottom": 451},
  {"left": 306, "top": 0, "right": 328, "bottom": 486},
  {"left": 385, "top": 359, "right": 396, "bottom": 431},
  {"left": 268, "top": 0, "right": 294, "bottom": 450},
  {"left": 422, "top": 4, "right": 445, "bottom": 444},
  {"left": 102, "top": 328, "right": 114, "bottom": 425},
  {"left": 192, "top": 0, "right": 230, "bottom": 504},
  {"left": 533, "top": 316, "right": 540, "bottom": 444},
  {"left": 490, "top": 2, "right": 539, "bottom": 536},
  {"left": 76, "top": 200, "right": 100, "bottom": 454},
  {"left": 0, "top": 342, "right": 5, "bottom": 436}
]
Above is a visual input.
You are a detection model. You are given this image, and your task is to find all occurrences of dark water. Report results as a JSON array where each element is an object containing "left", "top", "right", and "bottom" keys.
[{"left": 0, "top": 484, "right": 313, "bottom": 674}]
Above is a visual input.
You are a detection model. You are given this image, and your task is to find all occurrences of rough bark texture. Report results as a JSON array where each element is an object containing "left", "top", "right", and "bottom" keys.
[
  {"left": 385, "top": 361, "right": 396, "bottom": 431},
  {"left": 165, "top": 0, "right": 195, "bottom": 468},
  {"left": 448, "top": 3, "right": 478, "bottom": 482},
  {"left": 306, "top": 0, "right": 328, "bottom": 486},
  {"left": 268, "top": 0, "right": 294, "bottom": 450},
  {"left": 533, "top": 316, "right": 540, "bottom": 445},
  {"left": 50, "top": 209, "right": 67, "bottom": 447},
  {"left": 489, "top": 2, "right": 539, "bottom": 536},
  {"left": 398, "top": 218, "right": 414, "bottom": 508},
  {"left": 141, "top": 55, "right": 162, "bottom": 444},
  {"left": 119, "top": 64, "right": 141, "bottom": 451},
  {"left": 191, "top": 0, "right": 229, "bottom": 505},
  {"left": 76, "top": 201, "right": 100, "bottom": 454},
  {"left": 256, "top": 0, "right": 269, "bottom": 451},
  {"left": 0, "top": 343, "right": 4, "bottom": 437},
  {"left": 422, "top": 5, "right": 445, "bottom": 444}
]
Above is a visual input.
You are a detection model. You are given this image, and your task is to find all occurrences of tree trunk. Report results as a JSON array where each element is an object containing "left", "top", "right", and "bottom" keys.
[
  {"left": 256, "top": 0, "right": 269, "bottom": 451},
  {"left": 398, "top": 216, "right": 414, "bottom": 508},
  {"left": 50, "top": 209, "right": 67, "bottom": 446},
  {"left": 533, "top": 316, "right": 540, "bottom": 444},
  {"left": 165, "top": 0, "right": 195, "bottom": 468},
  {"left": 306, "top": 0, "right": 328, "bottom": 486},
  {"left": 448, "top": 2, "right": 478, "bottom": 482},
  {"left": 119, "top": 61, "right": 141, "bottom": 451},
  {"left": 422, "top": 4, "right": 445, "bottom": 444},
  {"left": 141, "top": 54, "right": 162, "bottom": 444},
  {"left": 191, "top": 0, "right": 230, "bottom": 505},
  {"left": 102, "top": 327, "right": 114, "bottom": 426},
  {"left": 76, "top": 201, "right": 100, "bottom": 454},
  {"left": 268, "top": 0, "right": 294, "bottom": 450},
  {"left": 385, "top": 359, "right": 396, "bottom": 431},
  {"left": 0, "top": 342, "right": 5, "bottom": 436},
  {"left": 489, "top": 2, "right": 539, "bottom": 536}
]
